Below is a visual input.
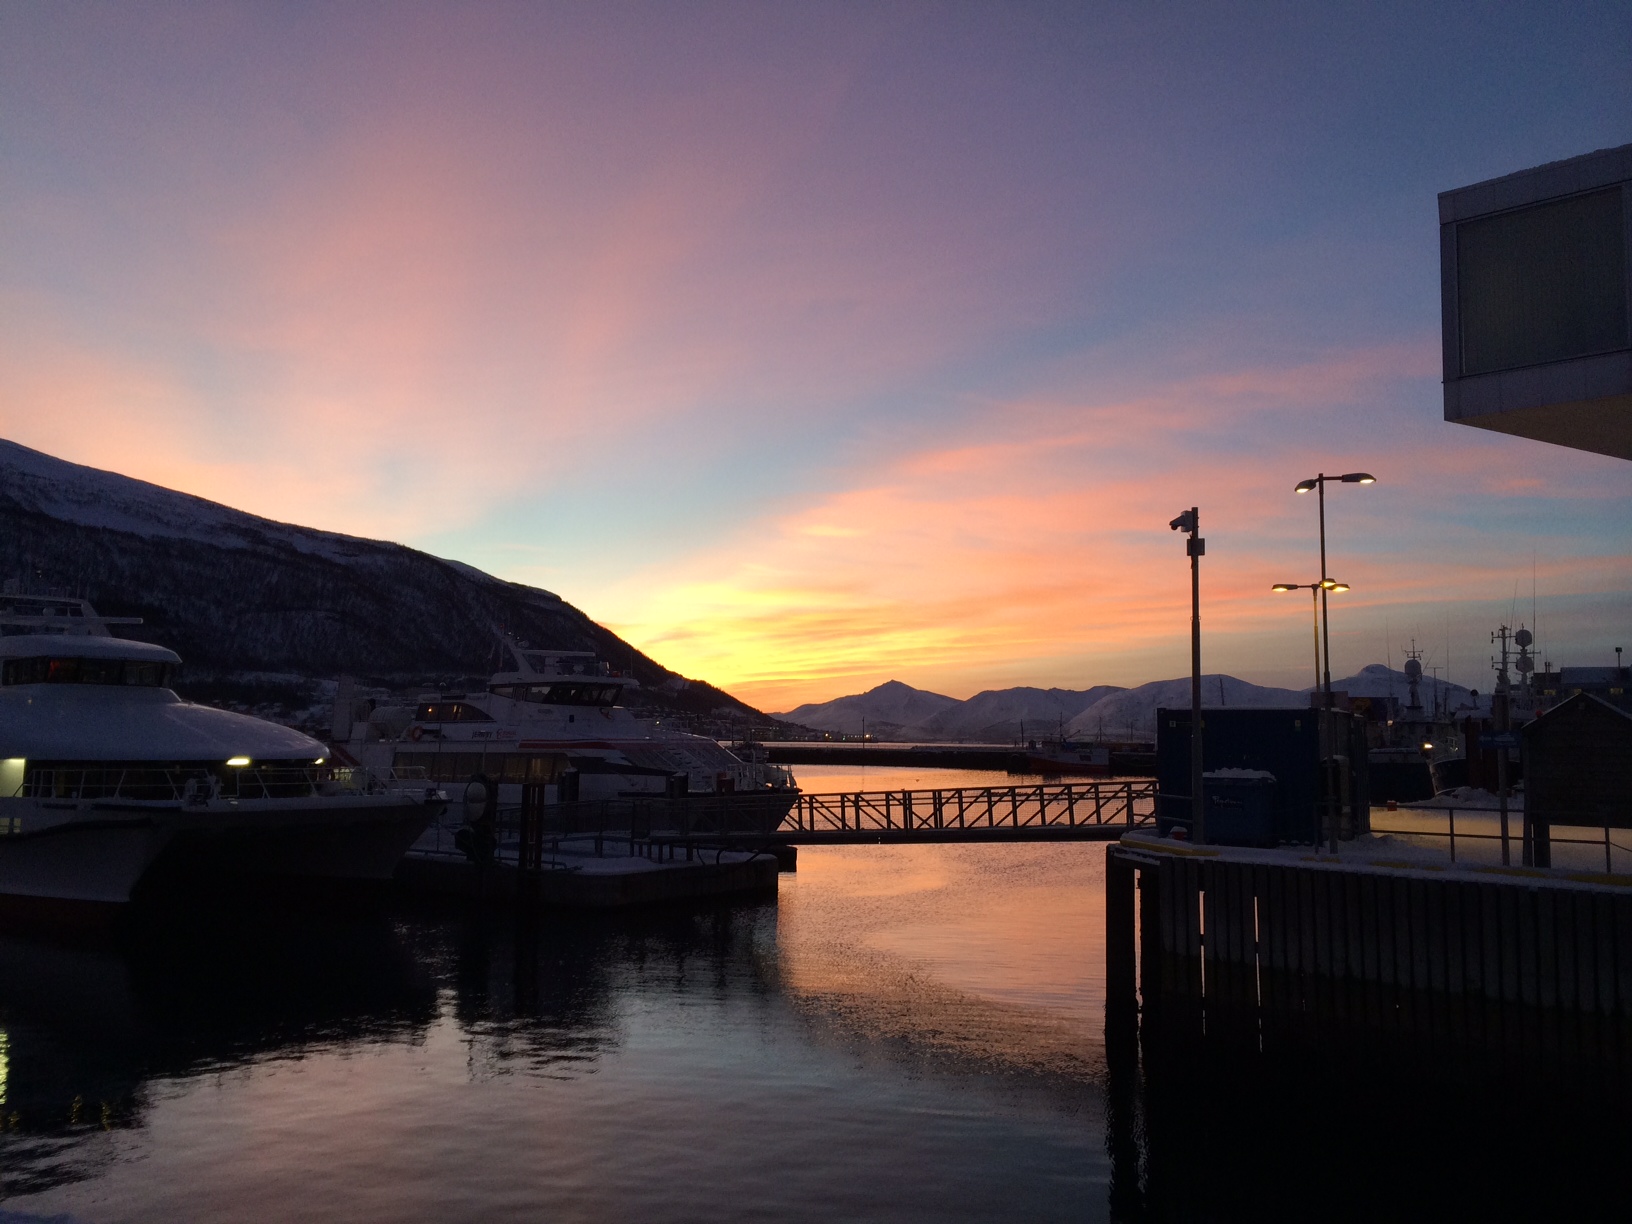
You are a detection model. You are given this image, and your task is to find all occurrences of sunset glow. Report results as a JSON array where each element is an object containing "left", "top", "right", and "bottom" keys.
[{"left": 2, "top": 4, "right": 1628, "bottom": 709}]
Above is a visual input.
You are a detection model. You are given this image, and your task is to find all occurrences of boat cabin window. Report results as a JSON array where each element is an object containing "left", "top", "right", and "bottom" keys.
[
  {"left": 414, "top": 701, "right": 495, "bottom": 723},
  {"left": 490, "top": 683, "right": 622, "bottom": 706},
  {"left": 393, "top": 751, "right": 567, "bottom": 783},
  {"left": 1, "top": 656, "right": 176, "bottom": 687},
  {"left": 18, "top": 760, "right": 321, "bottom": 801}
]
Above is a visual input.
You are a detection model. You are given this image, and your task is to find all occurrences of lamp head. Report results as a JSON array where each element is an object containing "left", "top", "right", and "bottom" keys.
[
  {"left": 1294, "top": 478, "right": 1318, "bottom": 494},
  {"left": 1340, "top": 472, "right": 1375, "bottom": 484},
  {"left": 1271, "top": 583, "right": 1297, "bottom": 593},
  {"left": 1328, "top": 583, "right": 1350, "bottom": 593},
  {"left": 1168, "top": 510, "right": 1197, "bottom": 532}
]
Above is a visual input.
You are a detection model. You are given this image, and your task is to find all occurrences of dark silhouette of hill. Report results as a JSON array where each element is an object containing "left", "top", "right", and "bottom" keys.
[{"left": 0, "top": 439, "right": 763, "bottom": 729}]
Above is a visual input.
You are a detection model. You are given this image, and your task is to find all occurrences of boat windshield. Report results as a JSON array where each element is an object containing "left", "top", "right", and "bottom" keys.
[
  {"left": 490, "top": 683, "right": 622, "bottom": 707},
  {"left": 1, "top": 656, "right": 175, "bottom": 687}
]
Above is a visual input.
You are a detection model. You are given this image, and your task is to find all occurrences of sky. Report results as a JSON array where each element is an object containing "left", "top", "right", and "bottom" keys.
[{"left": 1, "top": 2, "right": 1629, "bottom": 711}]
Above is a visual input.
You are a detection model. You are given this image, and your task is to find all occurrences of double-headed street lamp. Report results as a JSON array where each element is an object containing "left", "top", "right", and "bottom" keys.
[
  {"left": 1274, "top": 579, "right": 1350, "bottom": 854},
  {"left": 1293, "top": 472, "right": 1374, "bottom": 709},
  {"left": 1272, "top": 581, "right": 1350, "bottom": 695}
]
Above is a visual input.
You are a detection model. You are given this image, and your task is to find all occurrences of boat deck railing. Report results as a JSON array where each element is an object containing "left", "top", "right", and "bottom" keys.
[{"left": 5, "top": 763, "right": 430, "bottom": 805}]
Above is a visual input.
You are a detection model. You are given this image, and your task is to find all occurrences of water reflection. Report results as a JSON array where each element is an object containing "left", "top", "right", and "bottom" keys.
[
  {"left": 0, "top": 904, "right": 439, "bottom": 1194},
  {"left": 0, "top": 852, "right": 1111, "bottom": 1222}
]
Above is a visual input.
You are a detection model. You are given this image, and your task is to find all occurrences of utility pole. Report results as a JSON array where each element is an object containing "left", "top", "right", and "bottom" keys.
[
  {"left": 1170, "top": 508, "right": 1205, "bottom": 844},
  {"left": 1492, "top": 626, "right": 1512, "bottom": 866}
]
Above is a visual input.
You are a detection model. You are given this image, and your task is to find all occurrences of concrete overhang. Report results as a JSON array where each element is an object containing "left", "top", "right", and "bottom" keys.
[{"left": 1439, "top": 143, "right": 1632, "bottom": 461}]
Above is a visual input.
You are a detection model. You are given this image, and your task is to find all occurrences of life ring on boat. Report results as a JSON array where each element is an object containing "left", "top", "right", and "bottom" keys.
[{"left": 409, "top": 725, "right": 425, "bottom": 741}]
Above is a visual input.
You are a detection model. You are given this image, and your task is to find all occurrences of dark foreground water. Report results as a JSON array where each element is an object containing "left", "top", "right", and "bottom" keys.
[
  {"left": 4, "top": 835, "right": 1631, "bottom": 1223},
  {"left": 0, "top": 843, "right": 1110, "bottom": 1223}
]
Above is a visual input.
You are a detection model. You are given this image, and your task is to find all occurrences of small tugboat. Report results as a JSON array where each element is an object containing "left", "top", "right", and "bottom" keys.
[{"left": 0, "top": 596, "right": 443, "bottom": 907}]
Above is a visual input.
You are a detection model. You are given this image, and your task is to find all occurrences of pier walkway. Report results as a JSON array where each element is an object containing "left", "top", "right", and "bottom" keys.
[
  {"left": 773, "top": 778, "right": 1157, "bottom": 843},
  {"left": 415, "top": 779, "right": 1160, "bottom": 869}
]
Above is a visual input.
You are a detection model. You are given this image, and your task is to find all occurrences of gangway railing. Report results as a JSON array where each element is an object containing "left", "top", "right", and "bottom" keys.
[
  {"left": 412, "top": 780, "right": 1160, "bottom": 867},
  {"left": 785, "top": 779, "right": 1158, "bottom": 838}
]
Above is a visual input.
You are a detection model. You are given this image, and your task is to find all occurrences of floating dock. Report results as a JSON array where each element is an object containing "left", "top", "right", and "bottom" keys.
[{"left": 397, "top": 835, "right": 780, "bottom": 908}]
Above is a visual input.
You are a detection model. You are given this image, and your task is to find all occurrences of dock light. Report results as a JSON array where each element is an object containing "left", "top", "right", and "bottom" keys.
[
  {"left": 1292, "top": 470, "right": 1377, "bottom": 851},
  {"left": 1273, "top": 580, "right": 1349, "bottom": 729},
  {"left": 226, "top": 756, "right": 251, "bottom": 767},
  {"left": 1292, "top": 473, "right": 1376, "bottom": 697},
  {"left": 1422, "top": 742, "right": 1434, "bottom": 751},
  {"left": 314, "top": 757, "right": 326, "bottom": 765}
]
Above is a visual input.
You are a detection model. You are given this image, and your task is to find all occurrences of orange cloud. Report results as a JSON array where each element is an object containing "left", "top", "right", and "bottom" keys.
[{"left": 592, "top": 348, "right": 1631, "bottom": 710}]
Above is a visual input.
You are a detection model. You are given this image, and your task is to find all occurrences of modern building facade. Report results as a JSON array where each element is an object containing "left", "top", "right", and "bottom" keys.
[{"left": 1439, "top": 142, "right": 1632, "bottom": 460}]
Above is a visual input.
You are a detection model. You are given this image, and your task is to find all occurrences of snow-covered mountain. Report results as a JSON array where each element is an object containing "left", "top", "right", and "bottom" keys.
[
  {"left": 1064, "top": 675, "right": 1307, "bottom": 740},
  {"left": 776, "top": 681, "right": 1125, "bottom": 741},
  {"left": 777, "top": 680, "right": 960, "bottom": 738},
  {"left": 914, "top": 685, "right": 1123, "bottom": 742},
  {"left": 0, "top": 439, "right": 761, "bottom": 726},
  {"left": 0, "top": 439, "right": 411, "bottom": 566},
  {"left": 1328, "top": 663, "right": 1484, "bottom": 712}
]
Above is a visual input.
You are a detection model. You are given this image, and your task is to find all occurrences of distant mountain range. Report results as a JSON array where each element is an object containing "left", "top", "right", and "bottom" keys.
[
  {"left": 777, "top": 666, "right": 1483, "bottom": 743},
  {"left": 0, "top": 439, "right": 764, "bottom": 731}
]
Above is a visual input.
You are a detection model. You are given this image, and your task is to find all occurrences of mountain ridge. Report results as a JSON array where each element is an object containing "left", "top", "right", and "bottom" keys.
[
  {"left": 775, "top": 666, "right": 1487, "bottom": 742},
  {"left": 0, "top": 438, "right": 762, "bottom": 731}
]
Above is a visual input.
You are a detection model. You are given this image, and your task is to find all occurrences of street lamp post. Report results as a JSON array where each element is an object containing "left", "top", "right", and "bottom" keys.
[
  {"left": 1272, "top": 581, "right": 1350, "bottom": 695},
  {"left": 1170, "top": 508, "right": 1204, "bottom": 844},
  {"left": 1273, "top": 579, "right": 1350, "bottom": 851},
  {"left": 1294, "top": 473, "right": 1375, "bottom": 708},
  {"left": 1293, "top": 471, "right": 1372, "bottom": 855}
]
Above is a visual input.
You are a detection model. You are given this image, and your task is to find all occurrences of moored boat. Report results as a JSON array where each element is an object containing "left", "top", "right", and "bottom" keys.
[
  {"left": 344, "top": 640, "right": 796, "bottom": 799},
  {"left": 1019, "top": 740, "right": 1113, "bottom": 777},
  {"left": 339, "top": 640, "right": 799, "bottom": 843},
  {"left": 0, "top": 597, "right": 443, "bottom": 906}
]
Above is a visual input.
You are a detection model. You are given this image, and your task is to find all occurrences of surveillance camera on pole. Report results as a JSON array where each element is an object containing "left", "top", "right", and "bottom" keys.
[{"left": 1170, "top": 507, "right": 1204, "bottom": 844}]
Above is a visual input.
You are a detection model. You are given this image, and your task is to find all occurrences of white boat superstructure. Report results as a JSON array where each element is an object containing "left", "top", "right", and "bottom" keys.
[
  {"left": 343, "top": 641, "right": 797, "bottom": 804},
  {"left": 0, "top": 596, "right": 443, "bottom": 905}
]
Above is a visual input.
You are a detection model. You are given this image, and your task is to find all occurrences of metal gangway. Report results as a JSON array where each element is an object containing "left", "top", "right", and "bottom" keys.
[
  {"left": 779, "top": 778, "right": 1158, "bottom": 844},
  {"left": 410, "top": 778, "right": 1159, "bottom": 871}
]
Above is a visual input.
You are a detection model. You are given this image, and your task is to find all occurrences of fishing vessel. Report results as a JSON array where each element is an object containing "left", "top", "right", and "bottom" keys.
[
  {"left": 1018, "top": 740, "right": 1113, "bottom": 777},
  {"left": 0, "top": 596, "right": 443, "bottom": 906},
  {"left": 339, "top": 640, "right": 798, "bottom": 807}
]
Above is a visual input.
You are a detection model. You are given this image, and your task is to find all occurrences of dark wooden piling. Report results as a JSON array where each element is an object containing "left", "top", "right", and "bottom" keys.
[{"left": 1108, "top": 839, "right": 1632, "bottom": 1074}]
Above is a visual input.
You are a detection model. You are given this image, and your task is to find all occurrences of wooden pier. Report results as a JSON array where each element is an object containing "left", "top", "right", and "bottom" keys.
[
  {"left": 1107, "top": 832, "right": 1632, "bottom": 1069},
  {"left": 1105, "top": 831, "right": 1632, "bottom": 1219}
]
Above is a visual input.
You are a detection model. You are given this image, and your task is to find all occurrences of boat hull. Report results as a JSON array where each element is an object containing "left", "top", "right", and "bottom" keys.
[
  {"left": 0, "top": 810, "right": 177, "bottom": 905},
  {"left": 0, "top": 795, "right": 442, "bottom": 906},
  {"left": 150, "top": 796, "right": 442, "bottom": 885},
  {"left": 1023, "top": 754, "right": 1113, "bottom": 777}
]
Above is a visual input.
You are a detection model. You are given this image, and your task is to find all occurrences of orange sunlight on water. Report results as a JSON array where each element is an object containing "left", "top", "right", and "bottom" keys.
[{"left": 776, "top": 842, "right": 1108, "bottom": 1079}]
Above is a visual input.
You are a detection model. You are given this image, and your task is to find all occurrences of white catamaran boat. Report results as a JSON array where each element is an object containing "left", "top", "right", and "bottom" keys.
[
  {"left": 339, "top": 641, "right": 798, "bottom": 808},
  {"left": 0, "top": 597, "right": 444, "bottom": 906}
]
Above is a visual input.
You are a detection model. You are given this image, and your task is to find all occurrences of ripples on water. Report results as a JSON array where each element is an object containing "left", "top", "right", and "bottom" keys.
[
  {"left": 6, "top": 800, "right": 1631, "bottom": 1223},
  {"left": 0, "top": 842, "right": 1112, "bottom": 1223}
]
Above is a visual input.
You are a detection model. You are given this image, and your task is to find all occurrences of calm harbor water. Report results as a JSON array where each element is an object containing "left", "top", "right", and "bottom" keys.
[
  {"left": 3, "top": 765, "right": 1630, "bottom": 1222},
  {"left": 0, "top": 826, "right": 1111, "bottom": 1222}
]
